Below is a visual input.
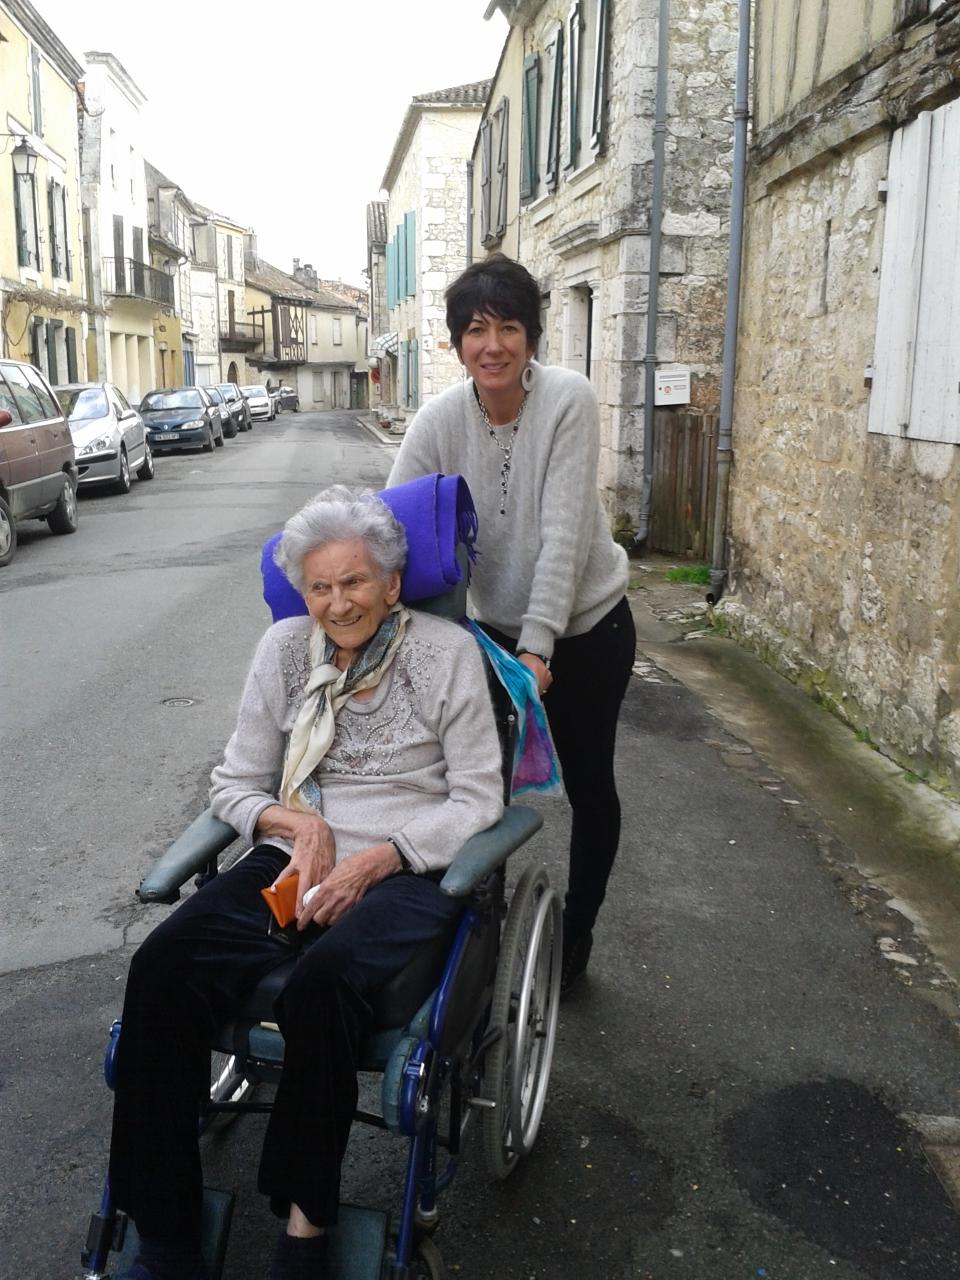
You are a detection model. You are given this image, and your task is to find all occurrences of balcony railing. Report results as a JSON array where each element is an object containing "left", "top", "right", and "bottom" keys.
[
  {"left": 219, "top": 320, "right": 261, "bottom": 350},
  {"left": 102, "top": 256, "right": 174, "bottom": 307}
]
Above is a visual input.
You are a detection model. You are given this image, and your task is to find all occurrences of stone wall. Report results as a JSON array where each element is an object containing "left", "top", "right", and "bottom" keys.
[
  {"left": 514, "top": 0, "right": 738, "bottom": 521},
  {"left": 724, "top": 5, "right": 960, "bottom": 787}
]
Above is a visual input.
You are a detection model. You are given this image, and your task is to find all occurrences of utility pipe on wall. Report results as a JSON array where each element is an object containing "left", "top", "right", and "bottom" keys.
[
  {"left": 635, "top": 0, "right": 671, "bottom": 547},
  {"left": 708, "top": 0, "right": 752, "bottom": 602}
]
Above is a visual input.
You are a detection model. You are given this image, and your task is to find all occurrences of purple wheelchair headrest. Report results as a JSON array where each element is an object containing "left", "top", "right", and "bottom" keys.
[{"left": 261, "top": 473, "right": 478, "bottom": 623}]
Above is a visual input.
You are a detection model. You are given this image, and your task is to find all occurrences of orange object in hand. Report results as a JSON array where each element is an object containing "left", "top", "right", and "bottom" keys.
[{"left": 260, "top": 874, "right": 299, "bottom": 928}]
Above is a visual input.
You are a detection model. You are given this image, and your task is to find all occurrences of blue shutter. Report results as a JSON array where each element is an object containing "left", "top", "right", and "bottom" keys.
[
  {"left": 545, "top": 23, "right": 564, "bottom": 191},
  {"left": 590, "top": 0, "right": 610, "bottom": 153},
  {"left": 399, "top": 339, "right": 409, "bottom": 406},
  {"left": 410, "top": 337, "right": 419, "bottom": 408},
  {"left": 521, "top": 54, "right": 540, "bottom": 201},
  {"left": 386, "top": 239, "right": 396, "bottom": 309},
  {"left": 396, "top": 224, "right": 407, "bottom": 298},
  {"left": 404, "top": 210, "right": 416, "bottom": 296}
]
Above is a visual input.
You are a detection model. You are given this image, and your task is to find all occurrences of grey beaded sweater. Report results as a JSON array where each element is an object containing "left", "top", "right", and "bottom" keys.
[
  {"left": 388, "top": 361, "right": 628, "bottom": 660},
  {"left": 209, "top": 610, "right": 504, "bottom": 874}
]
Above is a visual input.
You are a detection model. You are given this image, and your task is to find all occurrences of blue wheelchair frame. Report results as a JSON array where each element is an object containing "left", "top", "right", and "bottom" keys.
[{"left": 82, "top": 569, "right": 562, "bottom": 1280}]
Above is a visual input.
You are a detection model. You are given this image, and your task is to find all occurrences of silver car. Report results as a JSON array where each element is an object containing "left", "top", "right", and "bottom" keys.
[
  {"left": 240, "top": 383, "right": 275, "bottom": 421},
  {"left": 55, "top": 382, "right": 154, "bottom": 493}
]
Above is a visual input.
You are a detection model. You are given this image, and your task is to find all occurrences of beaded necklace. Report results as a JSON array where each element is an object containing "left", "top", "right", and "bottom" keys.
[{"left": 475, "top": 388, "right": 527, "bottom": 515}]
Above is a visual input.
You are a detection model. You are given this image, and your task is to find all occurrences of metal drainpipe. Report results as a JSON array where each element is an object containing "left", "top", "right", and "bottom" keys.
[
  {"left": 635, "top": 0, "right": 671, "bottom": 548},
  {"left": 466, "top": 160, "right": 474, "bottom": 264},
  {"left": 707, "top": 0, "right": 751, "bottom": 603}
]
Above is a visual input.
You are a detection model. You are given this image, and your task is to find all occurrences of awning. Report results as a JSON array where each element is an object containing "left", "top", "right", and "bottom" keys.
[{"left": 371, "top": 331, "right": 399, "bottom": 356}]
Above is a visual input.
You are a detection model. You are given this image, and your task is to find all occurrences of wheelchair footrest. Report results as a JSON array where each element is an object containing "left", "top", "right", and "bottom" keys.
[
  {"left": 110, "top": 1187, "right": 235, "bottom": 1280},
  {"left": 329, "top": 1204, "right": 389, "bottom": 1280}
]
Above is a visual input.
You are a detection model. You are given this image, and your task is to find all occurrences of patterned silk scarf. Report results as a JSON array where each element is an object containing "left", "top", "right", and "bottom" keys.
[{"left": 279, "top": 603, "right": 410, "bottom": 812}]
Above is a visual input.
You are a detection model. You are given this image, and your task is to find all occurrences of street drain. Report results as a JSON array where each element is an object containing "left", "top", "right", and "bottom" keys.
[{"left": 161, "top": 696, "right": 201, "bottom": 707}]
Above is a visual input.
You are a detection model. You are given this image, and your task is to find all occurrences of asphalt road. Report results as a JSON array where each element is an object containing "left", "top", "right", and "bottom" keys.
[{"left": 2, "top": 411, "right": 959, "bottom": 1278}]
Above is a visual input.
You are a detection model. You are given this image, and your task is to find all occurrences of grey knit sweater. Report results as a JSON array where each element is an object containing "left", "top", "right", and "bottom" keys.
[
  {"left": 388, "top": 361, "right": 628, "bottom": 660},
  {"left": 209, "top": 611, "right": 504, "bottom": 874}
]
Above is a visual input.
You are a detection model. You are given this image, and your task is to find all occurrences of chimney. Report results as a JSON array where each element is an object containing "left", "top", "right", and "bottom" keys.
[{"left": 292, "top": 260, "right": 318, "bottom": 290}]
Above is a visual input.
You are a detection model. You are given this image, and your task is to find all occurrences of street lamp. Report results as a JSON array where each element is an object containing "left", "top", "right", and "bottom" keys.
[{"left": 11, "top": 138, "right": 39, "bottom": 178}]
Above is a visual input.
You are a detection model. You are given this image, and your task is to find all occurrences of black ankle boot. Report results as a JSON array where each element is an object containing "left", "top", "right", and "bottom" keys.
[
  {"left": 561, "top": 926, "right": 593, "bottom": 996},
  {"left": 118, "top": 1239, "right": 208, "bottom": 1280},
  {"left": 268, "top": 1229, "right": 331, "bottom": 1280}
]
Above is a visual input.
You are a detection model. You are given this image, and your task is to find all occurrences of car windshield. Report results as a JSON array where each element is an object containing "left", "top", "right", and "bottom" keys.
[
  {"left": 217, "top": 385, "right": 236, "bottom": 399},
  {"left": 142, "top": 389, "right": 203, "bottom": 410},
  {"left": 205, "top": 387, "right": 223, "bottom": 403},
  {"left": 59, "top": 387, "right": 108, "bottom": 420},
  {"left": 240, "top": 385, "right": 268, "bottom": 397}
]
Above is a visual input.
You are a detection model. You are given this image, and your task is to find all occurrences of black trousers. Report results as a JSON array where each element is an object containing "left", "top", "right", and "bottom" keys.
[
  {"left": 109, "top": 846, "right": 462, "bottom": 1244},
  {"left": 481, "top": 595, "right": 636, "bottom": 937}
]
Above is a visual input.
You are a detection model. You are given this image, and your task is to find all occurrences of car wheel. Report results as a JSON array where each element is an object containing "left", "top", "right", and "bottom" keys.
[
  {"left": 115, "top": 447, "right": 132, "bottom": 494},
  {"left": 214, "top": 428, "right": 225, "bottom": 447},
  {"left": 203, "top": 425, "right": 215, "bottom": 453},
  {"left": 138, "top": 441, "right": 155, "bottom": 480},
  {"left": 0, "top": 495, "right": 17, "bottom": 566},
  {"left": 47, "top": 475, "right": 79, "bottom": 535}
]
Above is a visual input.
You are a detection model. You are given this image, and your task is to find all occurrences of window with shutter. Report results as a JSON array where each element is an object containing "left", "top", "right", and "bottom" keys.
[
  {"left": 868, "top": 100, "right": 960, "bottom": 445},
  {"left": 59, "top": 184, "right": 71, "bottom": 280},
  {"left": 410, "top": 337, "right": 419, "bottom": 409},
  {"left": 480, "top": 118, "right": 493, "bottom": 244},
  {"left": 14, "top": 172, "right": 41, "bottom": 270},
  {"left": 566, "top": 2, "right": 582, "bottom": 171},
  {"left": 590, "top": 0, "right": 610, "bottom": 153},
  {"left": 405, "top": 211, "right": 416, "bottom": 297},
  {"left": 544, "top": 24, "right": 564, "bottom": 192},
  {"left": 520, "top": 54, "right": 540, "bottom": 202},
  {"left": 47, "top": 180, "right": 60, "bottom": 278},
  {"left": 397, "top": 224, "right": 408, "bottom": 299},
  {"left": 65, "top": 326, "right": 78, "bottom": 382},
  {"left": 30, "top": 46, "right": 43, "bottom": 136},
  {"left": 399, "top": 339, "right": 409, "bottom": 406},
  {"left": 386, "top": 238, "right": 397, "bottom": 310},
  {"left": 495, "top": 99, "right": 509, "bottom": 239}
]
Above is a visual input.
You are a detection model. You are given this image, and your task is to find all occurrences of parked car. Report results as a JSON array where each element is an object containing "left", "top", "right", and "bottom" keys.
[
  {"left": 240, "top": 384, "right": 275, "bottom": 421},
  {"left": 54, "top": 381, "right": 154, "bottom": 494},
  {"left": 278, "top": 384, "right": 300, "bottom": 412},
  {"left": 217, "top": 382, "right": 252, "bottom": 432},
  {"left": 139, "top": 387, "right": 223, "bottom": 453},
  {"left": 202, "top": 385, "right": 233, "bottom": 439},
  {"left": 0, "top": 357, "right": 78, "bottom": 566}
]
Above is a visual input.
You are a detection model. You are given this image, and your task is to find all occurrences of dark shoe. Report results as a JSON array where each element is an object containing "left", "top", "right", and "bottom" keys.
[
  {"left": 117, "top": 1240, "right": 208, "bottom": 1280},
  {"left": 560, "top": 927, "right": 593, "bottom": 996},
  {"left": 268, "top": 1229, "right": 331, "bottom": 1280}
]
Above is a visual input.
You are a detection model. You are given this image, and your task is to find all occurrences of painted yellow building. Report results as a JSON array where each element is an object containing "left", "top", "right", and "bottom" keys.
[{"left": 0, "top": 0, "right": 89, "bottom": 381}]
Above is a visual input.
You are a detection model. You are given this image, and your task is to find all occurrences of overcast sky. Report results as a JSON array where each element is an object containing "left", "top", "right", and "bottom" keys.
[{"left": 37, "top": 0, "right": 507, "bottom": 287}]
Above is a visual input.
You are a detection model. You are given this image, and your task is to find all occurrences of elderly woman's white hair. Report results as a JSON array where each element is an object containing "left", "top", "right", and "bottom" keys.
[{"left": 274, "top": 485, "right": 407, "bottom": 592}]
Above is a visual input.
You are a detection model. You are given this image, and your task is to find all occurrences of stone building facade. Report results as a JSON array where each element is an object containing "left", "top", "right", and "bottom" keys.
[
  {"left": 722, "top": 0, "right": 960, "bottom": 786},
  {"left": 1, "top": 0, "right": 89, "bottom": 380},
  {"left": 377, "top": 81, "right": 490, "bottom": 425},
  {"left": 478, "top": 0, "right": 739, "bottom": 522}
]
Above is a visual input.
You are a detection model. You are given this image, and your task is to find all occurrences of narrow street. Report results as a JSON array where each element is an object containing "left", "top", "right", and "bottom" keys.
[{"left": 1, "top": 413, "right": 959, "bottom": 1278}]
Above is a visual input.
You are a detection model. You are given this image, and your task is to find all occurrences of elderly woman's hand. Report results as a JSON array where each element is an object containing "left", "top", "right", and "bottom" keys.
[
  {"left": 255, "top": 804, "right": 338, "bottom": 917},
  {"left": 297, "top": 842, "right": 402, "bottom": 930}
]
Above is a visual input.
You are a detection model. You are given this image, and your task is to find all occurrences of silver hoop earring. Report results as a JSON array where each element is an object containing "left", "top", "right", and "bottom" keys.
[{"left": 521, "top": 362, "right": 535, "bottom": 391}]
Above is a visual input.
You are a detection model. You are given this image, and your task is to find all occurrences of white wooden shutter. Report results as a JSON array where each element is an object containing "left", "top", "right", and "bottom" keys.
[{"left": 869, "top": 103, "right": 960, "bottom": 444}]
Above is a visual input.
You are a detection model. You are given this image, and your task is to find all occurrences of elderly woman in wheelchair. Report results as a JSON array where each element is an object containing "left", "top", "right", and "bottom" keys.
[{"left": 107, "top": 484, "right": 514, "bottom": 1280}]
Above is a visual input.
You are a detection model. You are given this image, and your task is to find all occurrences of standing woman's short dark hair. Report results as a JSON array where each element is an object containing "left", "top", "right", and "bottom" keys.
[{"left": 445, "top": 253, "right": 544, "bottom": 351}]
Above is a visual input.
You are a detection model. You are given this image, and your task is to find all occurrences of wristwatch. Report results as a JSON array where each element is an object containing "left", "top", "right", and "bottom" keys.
[{"left": 517, "top": 649, "right": 551, "bottom": 669}]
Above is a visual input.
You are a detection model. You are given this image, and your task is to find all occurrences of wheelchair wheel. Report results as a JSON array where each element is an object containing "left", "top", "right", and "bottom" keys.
[
  {"left": 206, "top": 1050, "right": 253, "bottom": 1130},
  {"left": 482, "top": 863, "right": 562, "bottom": 1180}
]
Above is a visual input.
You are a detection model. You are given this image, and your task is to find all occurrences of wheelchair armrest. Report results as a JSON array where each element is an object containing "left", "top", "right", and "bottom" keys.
[
  {"left": 439, "top": 805, "right": 543, "bottom": 898},
  {"left": 137, "top": 809, "right": 240, "bottom": 904}
]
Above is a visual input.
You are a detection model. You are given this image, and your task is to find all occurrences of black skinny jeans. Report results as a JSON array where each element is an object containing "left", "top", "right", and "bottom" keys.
[
  {"left": 481, "top": 595, "right": 636, "bottom": 937},
  {"left": 109, "top": 846, "right": 462, "bottom": 1244}
]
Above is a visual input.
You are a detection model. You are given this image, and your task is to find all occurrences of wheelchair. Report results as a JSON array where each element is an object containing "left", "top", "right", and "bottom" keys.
[{"left": 82, "top": 561, "right": 563, "bottom": 1280}]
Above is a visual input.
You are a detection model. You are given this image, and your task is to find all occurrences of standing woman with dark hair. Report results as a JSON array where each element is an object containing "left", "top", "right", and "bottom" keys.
[{"left": 388, "top": 252, "right": 634, "bottom": 995}]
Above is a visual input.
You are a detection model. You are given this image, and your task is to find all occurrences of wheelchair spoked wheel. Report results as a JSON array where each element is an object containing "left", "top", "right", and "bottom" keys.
[
  {"left": 204, "top": 1050, "right": 254, "bottom": 1131},
  {"left": 482, "top": 862, "right": 562, "bottom": 1180}
]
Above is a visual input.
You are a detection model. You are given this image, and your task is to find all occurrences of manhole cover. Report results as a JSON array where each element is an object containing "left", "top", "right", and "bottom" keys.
[{"left": 161, "top": 697, "right": 201, "bottom": 708}]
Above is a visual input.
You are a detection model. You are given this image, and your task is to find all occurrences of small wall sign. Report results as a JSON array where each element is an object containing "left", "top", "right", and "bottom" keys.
[{"left": 655, "top": 366, "right": 691, "bottom": 405}]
